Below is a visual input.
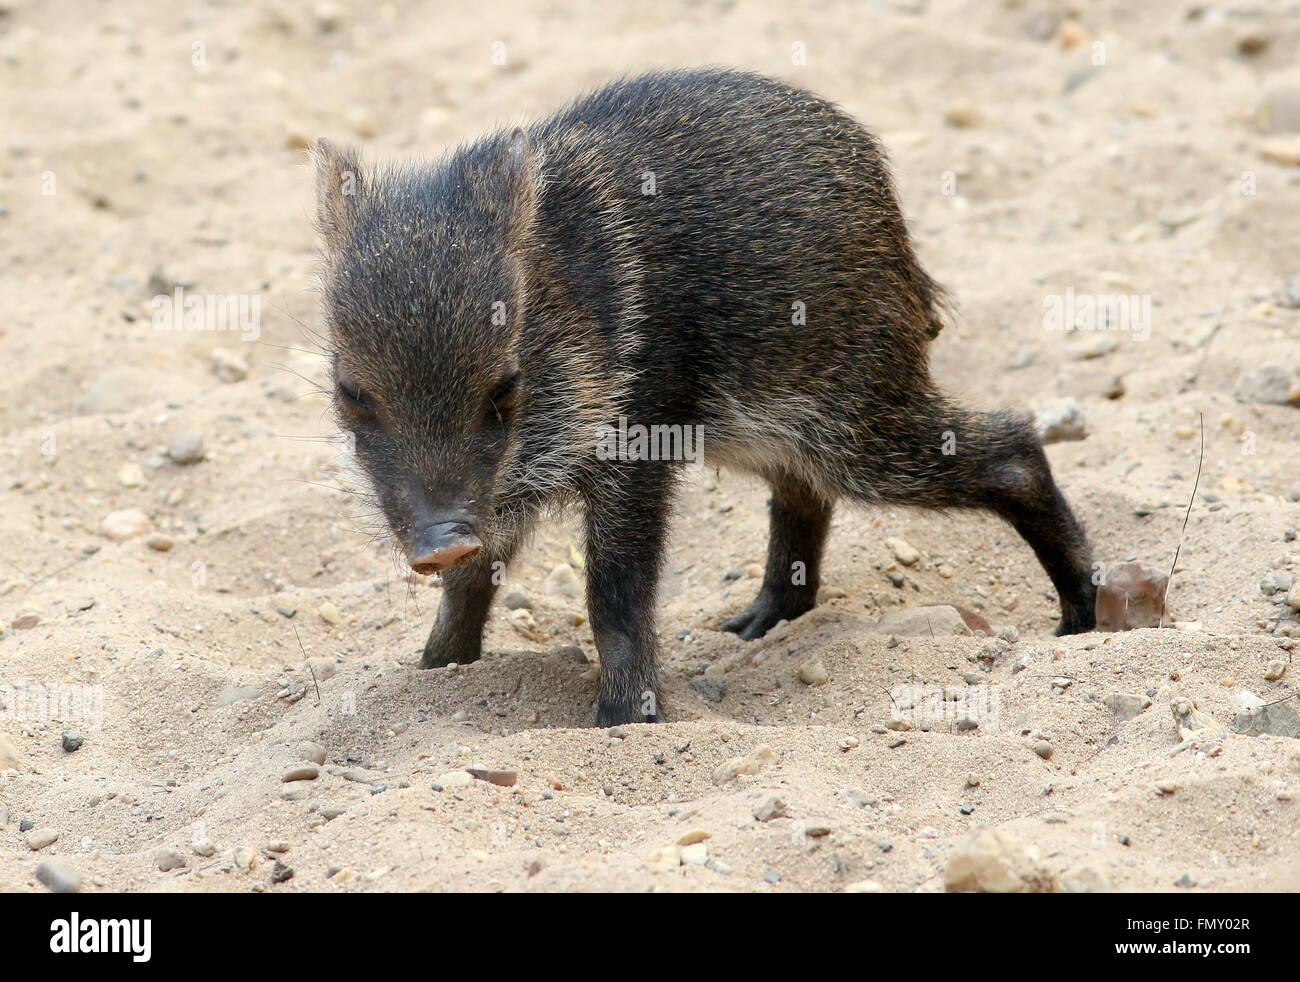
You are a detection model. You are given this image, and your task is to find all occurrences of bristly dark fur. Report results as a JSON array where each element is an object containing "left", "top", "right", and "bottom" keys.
[{"left": 315, "top": 67, "right": 1097, "bottom": 727}]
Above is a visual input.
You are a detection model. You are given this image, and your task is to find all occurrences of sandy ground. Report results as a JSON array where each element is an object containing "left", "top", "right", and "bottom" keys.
[{"left": 2, "top": 0, "right": 1300, "bottom": 894}]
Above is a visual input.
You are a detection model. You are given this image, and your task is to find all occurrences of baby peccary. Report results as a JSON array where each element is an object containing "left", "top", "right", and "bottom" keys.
[{"left": 315, "top": 68, "right": 1096, "bottom": 727}]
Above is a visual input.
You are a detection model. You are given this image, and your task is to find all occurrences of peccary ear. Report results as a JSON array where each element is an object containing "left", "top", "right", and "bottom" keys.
[
  {"left": 497, "top": 127, "right": 539, "bottom": 247},
  {"left": 312, "top": 138, "right": 364, "bottom": 249}
]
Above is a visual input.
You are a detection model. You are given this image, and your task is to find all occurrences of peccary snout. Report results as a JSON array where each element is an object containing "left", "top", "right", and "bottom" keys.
[{"left": 408, "top": 522, "right": 482, "bottom": 575}]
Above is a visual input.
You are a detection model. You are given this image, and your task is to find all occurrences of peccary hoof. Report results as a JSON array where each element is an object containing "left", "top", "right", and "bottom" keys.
[
  {"left": 721, "top": 590, "right": 816, "bottom": 640},
  {"left": 1053, "top": 589, "right": 1098, "bottom": 636},
  {"left": 419, "top": 634, "right": 483, "bottom": 668},
  {"left": 595, "top": 701, "right": 661, "bottom": 727}
]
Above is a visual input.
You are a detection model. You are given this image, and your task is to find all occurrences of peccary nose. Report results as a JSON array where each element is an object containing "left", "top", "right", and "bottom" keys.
[{"left": 408, "top": 523, "right": 482, "bottom": 575}]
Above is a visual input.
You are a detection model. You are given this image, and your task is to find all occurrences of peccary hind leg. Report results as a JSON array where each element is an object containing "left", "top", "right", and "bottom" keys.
[
  {"left": 872, "top": 407, "right": 1097, "bottom": 636},
  {"left": 584, "top": 465, "right": 673, "bottom": 726},
  {"left": 722, "top": 475, "right": 833, "bottom": 640}
]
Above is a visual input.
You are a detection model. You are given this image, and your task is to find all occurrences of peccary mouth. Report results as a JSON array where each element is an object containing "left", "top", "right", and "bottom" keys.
[{"left": 407, "top": 522, "right": 482, "bottom": 575}]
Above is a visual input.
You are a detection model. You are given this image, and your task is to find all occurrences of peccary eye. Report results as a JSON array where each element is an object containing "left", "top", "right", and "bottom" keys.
[
  {"left": 486, "top": 372, "right": 519, "bottom": 420},
  {"left": 337, "top": 377, "right": 373, "bottom": 412}
]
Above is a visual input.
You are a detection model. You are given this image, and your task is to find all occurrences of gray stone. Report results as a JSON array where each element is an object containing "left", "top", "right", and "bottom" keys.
[
  {"left": 1103, "top": 692, "right": 1152, "bottom": 720},
  {"left": 1234, "top": 365, "right": 1297, "bottom": 406},
  {"left": 1233, "top": 699, "right": 1300, "bottom": 739},
  {"left": 76, "top": 368, "right": 161, "bottom": 415},
  {"left": 156, "top": 848, "right": 186, "bottom": 872},
  {"left": 167, "top": 431, "right": 206, "bottom": 465},
  {"left": 1260, "top": 570, "right": 1294, "bottom": 596},
  {"left": 873, "top": 605, "right": 971, "bottom": 637},
  {"left": 689, "top": 676, "right": 726, "bottom": 703},
  {"left": 217, "top": 686, "right": 261, "bottom": 707},
  {"left": 1259, "top": 88, "right": 1300, "bottom": 133},
  {"left": 1033, "top": 398, "right": 1088, "bottom": 443},
  {"left": 500, "top": 590, "right": 532, "bottom": 610},
  {"left": 1281, "top": 276, "right": 1300, "bottom": 310},
  {"left": 554, "top": 644, "right": 588, "bottom": 664},
  {"left": 299, "top": 741, "right": 327, "bottom": 765},
  {"left": 35, "top": 858, "right": 81, "bottom": 893},
  {"left": 543, "top": 563, "right": 581, "bottom": 599}
]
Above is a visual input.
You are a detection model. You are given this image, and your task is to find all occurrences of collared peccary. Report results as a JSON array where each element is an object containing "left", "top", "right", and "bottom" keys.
[{"left": 314, "top": 68, "right": 1096, "bottom": 727}]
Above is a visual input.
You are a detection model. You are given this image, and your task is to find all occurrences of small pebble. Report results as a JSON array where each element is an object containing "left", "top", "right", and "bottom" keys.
[
  {"left": 885, "top": 537, "right": 920, "bottom": 566},
  {"left": 26, "top": 828, "right": 59, "bottom": 851},
  {"left": 543, "top": 563, "right": 581, "bottom": 599},
  {"left": 146, "top": 533, "right": 175, "bottom": 552},
  {"left": 101, "top": 509, "right": 152, "bottom": 542},
  {"left": 845, "top": 879, "right": 886, "bottom": 893},
  {"left": 300, "top": 741, "right": 327, "bottom": 765},
  {"left": 167, "top": 432, "right": 206, "bottom": 464},
  {"left": 1033, "top": 397, "right": 1088, "bottom": 443},
  {"left": 680, "top": 842, "right": 709, "bottom": 865},
  {"left": 233, "top": 847, "right": 257, "bottom": 871},
  {"left": 467, "top": 768, "right": 518, "bottom": 787},
  {"left": 156, "top": 847, "right": 186, "bottom": 872},
  {"left": 798, "top": 661, "right": 829, "bottom": 686}
]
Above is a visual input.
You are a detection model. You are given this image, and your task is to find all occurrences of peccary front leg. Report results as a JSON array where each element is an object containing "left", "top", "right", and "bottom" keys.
[
  {"left": 419, "top": 532, "right": 523, "bottom": 668},
  {"left": 583, "top": 465, "right": 673, "bottom": 726},
  {"left": 722, "top": 475, "right": 833, "bottom": 640}
]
